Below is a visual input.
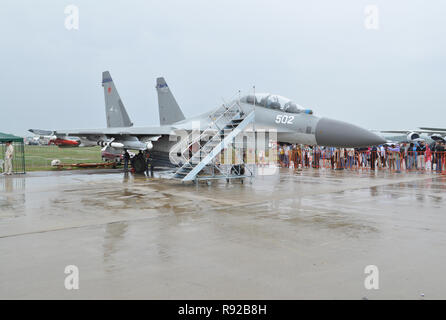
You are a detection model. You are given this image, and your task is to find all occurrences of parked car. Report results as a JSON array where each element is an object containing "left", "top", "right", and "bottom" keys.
[{"left": 101, "top": 148, "right": 134, "bottom": 164}]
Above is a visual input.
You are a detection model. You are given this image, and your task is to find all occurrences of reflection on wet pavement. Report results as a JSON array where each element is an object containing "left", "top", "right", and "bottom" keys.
[
  {"left": 1, "top": 169, "right": 446, "bottom": 299},
  {"left": 0, "top": 177, "right": 25, "bottom": 218}
]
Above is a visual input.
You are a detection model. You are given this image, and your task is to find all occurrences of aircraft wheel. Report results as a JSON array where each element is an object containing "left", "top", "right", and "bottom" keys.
[{"left": 133, "top": 156, "right": 146, "bottom": 174}]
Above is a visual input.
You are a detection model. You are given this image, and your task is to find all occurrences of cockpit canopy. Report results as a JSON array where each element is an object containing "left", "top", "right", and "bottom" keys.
[{"left": 240, "top": 93, "right": 312, "bottom": 114}]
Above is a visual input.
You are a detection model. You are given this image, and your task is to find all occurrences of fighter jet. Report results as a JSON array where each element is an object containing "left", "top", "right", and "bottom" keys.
[{"left": 30, "top": 71, "right": 385, "bottom": 175}]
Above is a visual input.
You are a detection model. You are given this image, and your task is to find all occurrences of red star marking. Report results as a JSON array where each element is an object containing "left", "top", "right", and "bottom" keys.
[{"left": 108, "top": 87, "right": 111, "bottom": 93}]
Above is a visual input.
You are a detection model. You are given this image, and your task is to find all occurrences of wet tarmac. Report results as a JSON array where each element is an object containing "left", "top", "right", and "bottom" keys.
[{"left": 1, "top": 168, "right": 446, "bottom": 299}]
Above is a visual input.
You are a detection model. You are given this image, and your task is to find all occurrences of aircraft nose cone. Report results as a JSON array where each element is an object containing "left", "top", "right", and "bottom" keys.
[{"left": 315, "top": 117, "right": 386, "bottom": 147}]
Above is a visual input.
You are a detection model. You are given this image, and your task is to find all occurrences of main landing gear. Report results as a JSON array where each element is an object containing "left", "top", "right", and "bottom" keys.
[{"left": 130, "top": 153, "right": 147, "bottom": 174}]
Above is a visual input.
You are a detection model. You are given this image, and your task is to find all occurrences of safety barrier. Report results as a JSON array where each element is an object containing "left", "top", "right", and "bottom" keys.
[
  {"left": 277, "top": 149, "right": 446, "bottom": 173},
  {"left": 11, "top": 144, "right": 446, "bottom": 174}
]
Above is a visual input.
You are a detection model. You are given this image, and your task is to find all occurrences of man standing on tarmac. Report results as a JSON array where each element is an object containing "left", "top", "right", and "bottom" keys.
[
  {"left": 123, "top": 149, "right": 130, "bottom": 172},
  {"left": 145, "top": 151, "right": 154, "bottom": 176},
  {"left": 3, "top": 141, "right": 14, "bottom": 175},
  {"left": 436, "top": 142, "right": 445, "bottom": 173},
  {"left": 417, "top": 141, "right": 426, "bottom": 170},
  {"left": 370, "top": 145, "right": 378, "bottom": 170}
]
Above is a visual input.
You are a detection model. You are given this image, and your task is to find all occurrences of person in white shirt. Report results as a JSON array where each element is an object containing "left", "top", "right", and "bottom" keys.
[
  {"left": 347, "top": 148, "right": 355, "bottom": 169},
  {"left": 379, "top": 145, "right": 385, "bottom": 168},
  {"left": 4, "top": 141, "right": 14, "bottom": 175},
  {"left": 284, "top": 145, "right": 290, "bottom": 167}
]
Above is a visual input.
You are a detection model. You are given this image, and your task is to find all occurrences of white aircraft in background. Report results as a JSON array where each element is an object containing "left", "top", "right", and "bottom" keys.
[{"left": 372, "top": 128, "right": 446, "bottom": 144}]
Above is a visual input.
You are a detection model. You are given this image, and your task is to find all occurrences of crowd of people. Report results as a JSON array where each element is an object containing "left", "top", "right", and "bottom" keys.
[{"left": 277, "top": 140, "right": 446, "bottom": 173}]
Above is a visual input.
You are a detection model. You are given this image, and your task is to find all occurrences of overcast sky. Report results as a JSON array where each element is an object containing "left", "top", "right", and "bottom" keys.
[{"left": 1, "top": 0, "right": 445, "bottom": 137}]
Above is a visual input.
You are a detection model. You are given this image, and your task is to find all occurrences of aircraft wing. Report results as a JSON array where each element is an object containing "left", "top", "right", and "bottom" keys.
[
  {"left": 29, "top": 129, "right": 54, "bottom": 136},
  {"left": 381, "top": 129, "right": 446, "bottom": 135},
  {"left": 30, "top": 126, "right": 179, "bottom": 150},
  {"left": 380, "top": 130, "right": 410, "bottom": 134},
  {"left": 52, "top": 126, "right": 175, "bottom": 137},
  {"left": 418, "top": 127, "right": 446, "bottom": 132}
]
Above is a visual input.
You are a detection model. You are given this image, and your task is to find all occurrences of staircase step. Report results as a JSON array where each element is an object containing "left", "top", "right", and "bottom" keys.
[{"left": 172, "top": 104, "right": 254, "bottom": 182}]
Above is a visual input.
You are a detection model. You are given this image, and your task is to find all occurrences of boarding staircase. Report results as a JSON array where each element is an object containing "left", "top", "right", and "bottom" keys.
[{"left": 171, "top": 99, "right": 255, "bottom": 182}]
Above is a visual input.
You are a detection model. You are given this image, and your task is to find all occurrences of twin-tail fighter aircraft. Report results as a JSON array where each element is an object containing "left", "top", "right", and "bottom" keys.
[{"left": 30, "top": 71, "right": 385, "bottom": 179}]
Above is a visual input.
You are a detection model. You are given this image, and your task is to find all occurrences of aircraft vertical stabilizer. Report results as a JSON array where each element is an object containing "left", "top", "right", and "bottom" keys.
[
  {"left": 102, "top": 71, "right": 133, "bottom": 128},
  {"left": 156, "top": 77, "right": 185, "bottom": 125}
]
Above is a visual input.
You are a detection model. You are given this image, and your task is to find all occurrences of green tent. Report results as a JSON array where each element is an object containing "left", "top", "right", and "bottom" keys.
[{"left": 0, "top": 132, "right": 25, "bottom": 174}]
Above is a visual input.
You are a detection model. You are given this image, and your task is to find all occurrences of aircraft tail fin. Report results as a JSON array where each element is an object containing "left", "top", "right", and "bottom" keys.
[
  {"left": 102, "top": 71, "right": 133, "bottom": 128},
  {"left": 156, "top": 77, "right": 185, "bottom": 125}
]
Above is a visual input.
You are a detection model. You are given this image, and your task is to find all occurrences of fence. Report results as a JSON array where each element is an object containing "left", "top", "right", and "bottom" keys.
[
  {"left": 0, "top": 141, "right": 26, "bottom": 174},
  {"left": 278, "top": 149, "right": 446, "bottom": 174},
  {"left": 6, "top": 144, "right": 446, "bottom": 173}
]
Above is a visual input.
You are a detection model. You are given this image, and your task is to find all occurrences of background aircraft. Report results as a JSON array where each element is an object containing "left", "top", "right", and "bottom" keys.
[
  {"left": 28, "top": 129, "right": 81, "bottom": 147},
  {"left": 374, "top": 128, "right": 446, "bottom": 144}
]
